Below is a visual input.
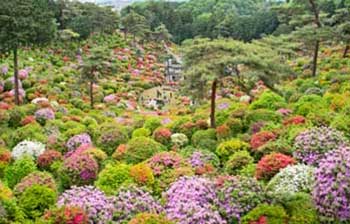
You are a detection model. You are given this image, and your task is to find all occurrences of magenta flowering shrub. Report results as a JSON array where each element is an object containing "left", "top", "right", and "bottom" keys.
[
  {"left": 216, "top": 176, "right": 265, "bottom": 222},
  {"left": 59, "top": 154, "right": 98, "bottom": 187},
  {"left": 313, "top": 147, "right": 350, "bottom": 222},
  {"left": 57, "top": 186, "right": 115, "bottom": 224},
  {"left": 113, "top": 186, "right": 163, "bottom": 223},
  {"left": 163, "top": 176, "right": 226, "bottom": 224},
  {"left": 66, "top": 133, "right": 92, "bottom": 151},
  {"left": 293, "top": 127, "right": 348, "bottom": 166},
  {"left": 34, "top": 108, "right": 55, "bottom": 124}
]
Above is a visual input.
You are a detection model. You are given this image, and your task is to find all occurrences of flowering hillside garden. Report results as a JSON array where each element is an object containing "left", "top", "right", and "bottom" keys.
[{"left": 1, "top": 0, "right": 350, "bottom": 223}]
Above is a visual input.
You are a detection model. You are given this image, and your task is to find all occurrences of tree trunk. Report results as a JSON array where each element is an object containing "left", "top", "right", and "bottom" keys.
[
  {"left": 210, "top": 79, "right": 218, "bottom": 128},
  {"left": 343, "top": 45, "right": 349, "bottom": 58},
  {"left": 90, "top": 80, "right": 94, "bottom": 109},
  {"left": 13, "top": 48, "right": 20, "bottom": 105},
  {"left": 312, "top": 40, "right": 319, "bottom": 77}
]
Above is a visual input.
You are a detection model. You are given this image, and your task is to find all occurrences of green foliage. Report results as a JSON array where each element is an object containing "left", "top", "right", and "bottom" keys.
[
  {"left": 9, "top": 123, "right": 47, "bottom": 148},
  {"left": 224, "top": 150, "right": 254, "bottom": 175},
  {"left": 8, "top": 108, "right": 25, "bottom": 128},
  {"left": 95, "top": 163, "right": 132, "bottom": 195},
  {"left": 18, "top": 185, "right": 57, "bottom": 220},
  {"left": 132, "top": 128, "right": 151, "bottom": 138},
  {"left": 282, "top": 193, "right": 319, "bottom": 224},
  {"left": 244, "top": 109, "right": 282, "bottom": 127},
  {"left": 123, "top": 137, "right": 166, "bottom": 164},
  {"left": 4, "top": 156, "right": 37, "bottom": 188},
  {"left": 191, "top": 129, "right": 217, "bottom": 152},
  {"left": 143, "top": 118, "right": 162, "bottom": 133},
  {"left": 250, "top": 91, "right": 287, "bottom": 111},
  {"left": 293, "top": 95, "right": 327, "bottom": 116},
  {"left": 216, "top": 138, "right": 250, "bottom": 162},
  {"left": 241, "top": 204, "right": 288, "bottom": 224}
]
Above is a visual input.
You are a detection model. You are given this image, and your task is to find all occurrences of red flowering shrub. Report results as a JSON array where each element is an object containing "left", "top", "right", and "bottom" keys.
[
  {"left": 179, "top": 121, "right": 196, "bottom": 138},
  {"left": 216, "top": 124, "right": 231, "bottom": 140},
  {"left": 250, "top": 131, "right": 276, "bottom": 150},
  {"left": 37, "top": 150, "right": 63, "bottom": 169},
  {"left": 43, "top": 206, "right": 88, "bottom": 224},
  {"left": 0, "top": 148, "right": 11, "bottom": 164},
  {"left": 153, "top": 127, "right": 172, "bottom": 145},
  {"left": 112, "top": 144, "right": 127, "bottom": 160},
  {"left": 21, "top": 116, "right": 36, "bottom": 126},
  {"left": 283, "top": 115, "right": 306, "bottom": 126},
  {"left": 255, "top": 153, "right": 295, "bottom": 180}
]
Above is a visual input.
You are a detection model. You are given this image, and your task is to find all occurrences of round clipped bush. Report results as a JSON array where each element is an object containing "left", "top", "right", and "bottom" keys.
[
  {"left": 164, "top": 176, "right": 225, "bottom": 224},
  {"left": 18, "top": 185, "right": 57, "bottom": 219},
  {"left": 250, "top": 91, "right": 287, "bottom": 111},
  {"left": 0, "top": 181, "right": 13, "bottom": 201},
  {"left": 240, "top": 204, "right": 288, "bottom": 224},
  {"left": 256, "top": 153, "right": 295, "bottom": 181},
  {"left": 34, "top": 108, "right": 55, "bottom": 125},
  {"left": 267, "top": 164, "right": 314, "bottom": 197},
  {"left": 14, "top": 171, "right": 56, "bottom": 196},
  {"left": 112, "top": 186, "right": 163, "bottom": 223},
  {"left": 170, "top": 133, "right": 188, "bottom": 147},
  {"left": 57, "top": 186, "right": 114, "bottom": 223},
  {"left": 130, "top": 163, "right": 155, "bottom": 187},
  {"left": 128, "top": 213, "right": 173, "bottom": 224},
  {"left": 293, "top": 94, "right": 326, "bottom": 116},
  {"left": 123, "top": 137, "right": 165, "bottom": 164},
  {"left": 147, "top": 151, "right": 193, "bottom": 192},
  {"left": 191, "top": 129, "right": 217, "bottom": 152},
  {"left": 97, "top": 127, "right": 129, "bottom": 155},
  {"left": 313, "top": 146, "right": 350, "bottom": 222},
  {"left": 59, "top": 154, "right": 98, "bottom": 187},
  {"left": 153, "top": 127, "right": 172, "bottom": 146},
  {"left": 66, "top": 133, "right": 92, "bottom": 152},
  {"left": 216, "top": 176, "right": 265, "bottom": 222},
  {"left": 132, "top": 128, "right": 151, "bottom": 138},
  {"left": 4, "top": 156, "right": 37, "bottom": 188},
  {"left": 224, "top": 150, "right": 254, "bottom": 175},
  {"left": 283, "top": 193, "right": 319, "bottom": 224},
  {"left": 143, "top": 117, "right": 162, "bottom": 133},
  {"left": 43, "top": 206, "right": 89, "bottom": 224},
  {"left": 37, "top": 150, "right": 62, "bottom": 170},
  {"left": 11, "top": 140, "right": 46, "bottom": 160},
  {"left": 250, "top": 131, "right": 276, "bottom": 150},
  {"left": 216, "top": 138, "right": 250, "bottom": 162},
  {"left": 95, "top": 163, "right": 132, "bottom": 195},
  {"left": 293, "top": 126, "right": 348, "bottom": 166},
  {"left": 187, "top": 150, "right": 220, "bottom": 175}
]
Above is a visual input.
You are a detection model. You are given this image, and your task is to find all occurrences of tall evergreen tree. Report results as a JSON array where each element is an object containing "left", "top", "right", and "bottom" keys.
[{"left": 0, "top": 0, "right": 57, "bottom": 105}]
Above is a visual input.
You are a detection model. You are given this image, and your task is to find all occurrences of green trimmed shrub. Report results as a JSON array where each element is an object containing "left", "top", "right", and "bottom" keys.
[
  {"left": 95, "top": 163, "right": 132, "bottom": 195},
  {"left": 4, "top": 156, "right": 37, "bottom": 188},
  {"left": 9, "top": 123, "right": 47, "bottom": 148},
  {"left": 216, "top": 139, "right": 250, "bottom": 162},
  {"left": 244, "top": 109, "right": 282, "bottom": 127},
  {"left": 123, "top": 137, "right": 166, "bottom": 164},
  {"left": 132, "top": 128, "right": 151, "bottom": 138},
  {"left": 18, "top": 185, "right": 57, "bottom": 219},
  {"left": 143, "top": 118, "right": 162, "bottom": 133},
  {"left": 250, "top": 91, "right": 287, "bottom": 111},
  {"left": 8, "top": 108, "right": 25, "bottom": 128},
  {"left": 241, "top": 204, "right": 288, "bottom": 224},
  {"left": 224, "top": 150, "right": 254, "bottom": 175},
  {"left": 191, "top": 129, "right": 217, "bottom": 152},
  {"left": 293, "top": 94, "right": 327, "bottom": 116}
]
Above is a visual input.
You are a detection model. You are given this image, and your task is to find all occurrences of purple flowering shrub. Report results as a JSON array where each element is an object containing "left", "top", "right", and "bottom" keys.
[
  {"left": 57, "top": 186, "right": 115, "bottom": 224},
  {"left": 113, "top": 186, "right": 163, "bottom": 223},
  {"left": 66, "top": 133, "right": 92, "bottom": 151},
  {"left": 34, "top": 108, "right": 55, "bottom": 125},
  {"left": 59, "top": 154, "right": 98, "bottom": 187},
  {"left": 163, "top": 176, "right": 226, "bottom": 224},
  {"left": 313, "top": 146, "right": 350, "bottom": 222},
  {"left": 216, "top": 176, "right": 265, "bottom": 223},
  {"left": 293, "top": 127, "right": 348, "bottom": 166}
]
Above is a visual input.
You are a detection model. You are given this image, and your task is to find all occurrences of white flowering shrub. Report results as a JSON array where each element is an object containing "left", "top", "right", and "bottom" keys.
[
  {"left": 171, "top": 133, "right": 189, "bottom": 147},
  {"left": 266, "top": 164, "right": 315, "bottom": 197},
  {"left": 12, "top": 140, "right": 46, "bottom": 160}
]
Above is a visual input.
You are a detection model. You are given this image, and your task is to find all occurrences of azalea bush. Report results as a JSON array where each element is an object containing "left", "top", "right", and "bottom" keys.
[
  {"left": 113, "top": 186, "right": 163, "bottom": 223},
  {"left": 57, "top": 186, "right": 114, "bottom": 224},
  {"left": 250, "top": 131, "right": 276, "bottom": 150},
  {"left": 97, "top": 126, "right": 129, "bottom": 155},
  {"left": 34, "top": 108, "right": 55, "bottom": 125},
  {"left": 37, "top": 150, "right": 62, "bottom": 170},
  {"left": 216, "top": 176, "right": 265, "bottom": 222},
  {"left": 170, "top": 133, "right": 188, "bottom": 148},
  {"left": 66, "top": 133, "right": 92, "bottom": 152},
  {"left": 240, "top": 204, "right": 288, "bottom": 224},
  {"left": 267, "top": 164, "right": 314, "bottom": 198},
  {"left": 14, "top": 171, "right": 56, "bottom": 196},
  {"left": 224, "top": 150, "right": 254, "bottom": 175},
  {"left": 164, "top": 176, "right": 225, "bottom": 224},
  {"left": 187, "top": 150, "right": 219, "bottom": 175},
  {"left": 128, "top": 213, "right": 173, "bottom": 224},
  {"left": 11, "top": 140, "right": 46, "bottom": 160},
  {"left": 255, "top": 153, "right": 295, "bottom": 181},
  {"left": 293, "top": 126, "right": 348, "bottom": 166},
  {"left": 43, "top": 206, "right": 89, "bottom": 224},
  {"left": 313, "top": 146, "right": 350, "bottom": 222}
]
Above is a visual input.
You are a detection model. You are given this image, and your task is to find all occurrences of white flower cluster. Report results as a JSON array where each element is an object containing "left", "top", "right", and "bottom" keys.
[
  {"left": 171, "top": 133, "right": 189, "bottom": 147},
  {"left": 267, "top": 164, "right": 315, "bottom": 196},
  {"left": 11, "top": 140, "right": 46, "bottom": 160}
]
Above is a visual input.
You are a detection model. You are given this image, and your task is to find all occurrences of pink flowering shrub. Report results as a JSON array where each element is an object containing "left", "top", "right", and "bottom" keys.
[
  {"left": 59, "top": 154, "right": 98, "bottom": 187},
  {"left": 14, "top": 171, "right": 56, "bottom": 195},
  {"left": 66, "top": 133, "right": 92, "bottom": 151},
  {"left": 57, "top": 186, "right": 114, "bottom": 224},
  {"left": 37, "top": 150, "right": 62, "bottom": 169},
  {"left": 153, "top": 127, "right": 172, "bottom": 145},
  {"left": 255, "top": 153, "right": 295, "bottom": 180}
]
